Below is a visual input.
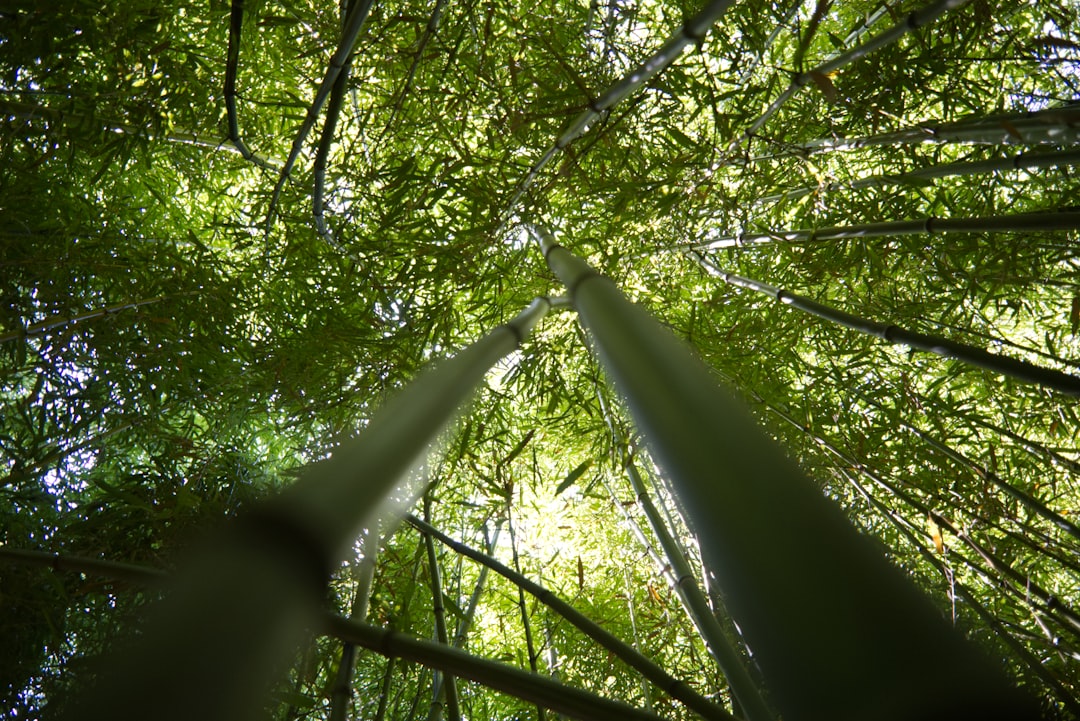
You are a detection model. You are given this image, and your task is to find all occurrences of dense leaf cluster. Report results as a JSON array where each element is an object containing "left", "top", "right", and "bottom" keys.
[{"left": 2, "top": 0, "right": 1078, "bottom": 718}]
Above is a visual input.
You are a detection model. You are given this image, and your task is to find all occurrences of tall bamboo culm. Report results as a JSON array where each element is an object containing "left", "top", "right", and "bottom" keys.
[
  {"left": 57, "top": 297, "right": 552, "bottom": 721},
  {"left": 534, "top": 225, "right": 1037, "bottom": 721}
]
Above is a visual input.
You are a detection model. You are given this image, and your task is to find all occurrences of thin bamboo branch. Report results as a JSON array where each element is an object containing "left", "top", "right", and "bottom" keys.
[
  {"left": 497, "top": 0, "right": 735, "bottom": 232},
  {"left": 506, "top": 507, "right": 547, "bottom": 721},
  {"left": 330, "top": 523, "right": 380, "bottom": 721},
  {"left": 692, "top": 255, "right": 1080, "bottom": 397},
  {"left": 622, "top": 454, "right": 774, "bottom": 721},
  {"left": 750, "top": 105, "right": 1080, "bottom": 160},
  {"left": 379, "top": 0, "right": 452, "bottom": 143},
  {"left": 55, "top": 297, "right": 551, "bottom": 721},
  {"left": 423, "top": 496, "right": 462, "bottom": 721},
  {"left": 727, "top": 0, "right": 971, "bottom": 155},
  {"left": 312, "top": 0, "right": 358, "bottom": 250},
  {"left": 322, "top": 615, "right": 673, "bottom": 721},
  {"left": 534, "top": 224, "right": 1037, "bottom": 721},
  {"left": 754, "top": 148, "right": 1080, "bottom": 206},
  {"left": 0, "top": 295, "right": 170, "bottom": 345},
  {"left": 266, "top": 0, "right": 377, "bottom": 232},
  {"left": 404, "top": 515, "right": 733, "bottom": 721},
  {"left": 687, "top": 209, "right": 1080, "bottom": 250}
]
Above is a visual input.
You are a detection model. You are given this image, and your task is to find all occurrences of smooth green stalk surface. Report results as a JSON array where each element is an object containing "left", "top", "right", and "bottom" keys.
[
  {"left": 537, "top": 226, "right": 1036, "bottom": 721},
  {"left": 56, "top": 297, "right": 550, "bottom": 721}
]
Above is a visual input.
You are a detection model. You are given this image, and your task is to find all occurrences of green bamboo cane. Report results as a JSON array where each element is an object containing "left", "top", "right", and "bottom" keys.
[
  {"left": 832, "top": 466, "right": 1080, "bottom": 716},
  {"left": 506, "top": 507, "right": 547, "bottom": 721},
  {"left": 266, "top": 0, "right": 377, "bottom": 232},
  {"left": 498, "top": 0, "right": 735, "bottom": 231},
  {"left": 313, "top": 0, "right": 359, "bottom": 249},
  {"left": 754, "top": 148, "right": 1080, "bottom": 206},
  {"left": 692, "top": 255, "right": 1080, "bottom": 397},
  {"left": 622, "top": 454, "right": 774, "bottom": 721},
  {"left": 322, "top": 615, "right": 673, "bottom": 721},
  {"left": 0, "top": 99, "right": 282, "bottom": 169},
  {"left": 727, "top": 0, "right": 971, "bottom": 155},
  {"left": 57, "top": 296, "right": 551, "bottom": 721},
  {"left": 404, "top": 514, "right": 733, "bottom": 721},
  {"left": 749, "top": 105, "right": 1080, "bottom": 161},
  {"left": 688, "top": 209, "right": 1080, "bottom": 249},
  {"left": 423, "top": 496, "right": 462, "bottom": 721},
  {"left": 535, "top": 225, "right": 1036, "bottom": 721},
  {"left": 0, "top": 295, "right": 170, "bottom": 345},
  {"left": 223, "top": 0, "right": 261, "bottom": 167},
  {"left": 737, "top": 380, "right": 1080, "bottom": 709},
  {"left": 330, "top": 523, "right": 380, "bottom": 721},
  {"left": 378, "top": 0, "right": 452, "bottom": 143}
]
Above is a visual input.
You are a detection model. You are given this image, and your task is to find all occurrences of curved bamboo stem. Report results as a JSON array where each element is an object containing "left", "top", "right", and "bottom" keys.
[
  {"left": 322, "top": 615, "right": 673, "bottom": 721},
  {"left": 688, "top": 209, "right": 1080, "bottom": 250},
  {"left": 404, "top": 515, "right": 733, "bottom": 721},
  {"left": 693, "top": 255, "right": 1080, "bottom": 397},
  {"left": 497, "top": 0, "right": 735, "bottom": 232},
  {"left": 535, "top": 224, "right": 1037, "bottom": 721},
  {"left": 727, "top": 0, "right": 971, "bottom": 155}
]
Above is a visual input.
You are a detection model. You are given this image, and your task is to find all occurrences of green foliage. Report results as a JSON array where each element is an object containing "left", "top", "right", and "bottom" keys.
[{"left": 2, "top": 0, "right": 1079, "bottom": 717}]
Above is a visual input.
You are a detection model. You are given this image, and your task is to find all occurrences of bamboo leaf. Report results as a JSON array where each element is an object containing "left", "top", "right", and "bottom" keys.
[{"left": 555, "top": 459, "right": 592, "bottom": 495}]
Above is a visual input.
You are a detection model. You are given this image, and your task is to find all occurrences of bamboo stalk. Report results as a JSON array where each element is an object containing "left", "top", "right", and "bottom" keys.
[
  {"left": 749, "top": 105, "right": 1080, "bottom": 161},
  {"left": 329, "top": 523, "right": 380, "bottom": 721},
  {"left": 323, "top": 615, "right": 672, "bottom": 721},
  {"left": 506, "top": 508, "right": 547, "bottom": 721},
  {"left": 622, "top": 455, "right": 774, "bottom": 721},
  {"left": 404, "top": 515, "right": 733, "bottom": 721},
  {"left": 692, "top": 255, "right": 1080, "bottom": 397},
  {"left": 266, "top": 0, "right": 377, "bottom": 232},
  {"left": 498, "top": 0, "right": 735, "bottom": 231},
  {"left": 423, "top": 496, "right": 462, "bottom": 721},
  {"left": 535, "top": 225, "right": 1037, "bottom": 721},
  {"left": 56, "top": 297, "right": 551, "bottom": 721},
  {"left": 312, "top": 0, "right": 359, "bottom": 249},
  {"left": 0, "top": 295, "right": 170, "bottom": 345},
  {"left": 727, "top": 0, "right": 971, "bottom": 155},
  {"left": 688, "top": 209, "right": 1080, "bottom": 249},
  {"left": 754, "top": 148, "right": 1080, "bottom": 205}
]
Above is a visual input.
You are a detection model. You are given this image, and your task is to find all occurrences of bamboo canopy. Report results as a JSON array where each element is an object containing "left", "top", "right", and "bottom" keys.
[{"left": 2, "top": 0, "right": 1079, "bottom": 718}]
